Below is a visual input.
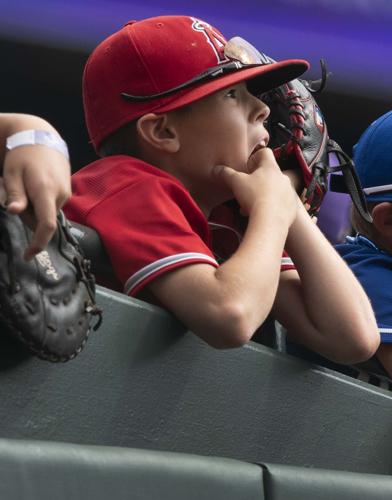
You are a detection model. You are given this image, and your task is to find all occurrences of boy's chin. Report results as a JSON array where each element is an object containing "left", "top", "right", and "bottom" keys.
[{"left": 230, "top": 163, "right": 249, "bottom": 174}]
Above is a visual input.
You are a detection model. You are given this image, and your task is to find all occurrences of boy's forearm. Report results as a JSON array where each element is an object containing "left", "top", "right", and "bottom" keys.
[
  {"left": 151, "top": 204, "right": 292, "bottom": 349},
  {"left": 281, "top": 202, "right": 379, "bottom": 361},
  {"left": 214, "top": 206, "right": 290, "bottom": 334},
  {"left": 153, "top": 158, "right": 299, "bottom": 348}
]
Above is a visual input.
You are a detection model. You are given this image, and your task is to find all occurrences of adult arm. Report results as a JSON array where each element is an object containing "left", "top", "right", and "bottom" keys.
[{"left": 0, "top": 113, "right": 71, "bottom": 259}]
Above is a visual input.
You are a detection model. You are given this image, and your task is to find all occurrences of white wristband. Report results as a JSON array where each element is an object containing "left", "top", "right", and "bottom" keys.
[{"left": 5, "top": 129, "right": 69, "bottom": 160}]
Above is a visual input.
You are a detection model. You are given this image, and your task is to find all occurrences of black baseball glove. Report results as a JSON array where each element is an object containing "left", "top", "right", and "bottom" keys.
[
  {"left": 0, "top": 207, "right": 102, "bottom": 362},
  {"left": 263, "top": 62, "right": 372, "bottom": 222}
]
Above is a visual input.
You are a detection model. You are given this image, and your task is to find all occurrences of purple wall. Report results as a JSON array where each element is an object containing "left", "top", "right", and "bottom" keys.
[{"left": 1, "top": 0, "right": 391, "bottom": 99}]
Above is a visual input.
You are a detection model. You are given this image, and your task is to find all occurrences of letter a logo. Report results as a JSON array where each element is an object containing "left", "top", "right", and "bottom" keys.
[{"left": 191, "top": 17, "right": 229, "bottom": 64}]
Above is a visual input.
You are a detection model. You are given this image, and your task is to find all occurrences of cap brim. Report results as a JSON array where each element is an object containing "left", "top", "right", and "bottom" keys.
[
  {"left": 331, "top": 179, "right": 392, "bottom": 203},
  {"left": 148, "top": 59, "right": 309, "bottom": 114},
  {"left": 364, "top": 192, "right": 392, "bottom": 203}
]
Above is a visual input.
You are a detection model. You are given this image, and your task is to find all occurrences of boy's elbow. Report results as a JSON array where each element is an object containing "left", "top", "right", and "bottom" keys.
[
  {"left": 210, "top": 332, "right": 249, "bottom": 350},
  {"left": 332, "top": 322, "right": 380, "bottom": 365},
  {"left": 200, "top": 302, "right": 257, "bottom": 349},
  {"left": 351, "top": 313, "right": 380, "bottom": 362},
  {"left": 350, "top": 329, "right": 380, "bottom": 363}
]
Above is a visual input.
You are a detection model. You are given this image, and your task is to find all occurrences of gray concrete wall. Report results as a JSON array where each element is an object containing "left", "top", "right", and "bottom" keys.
[{"left": 0, "top": 286, "right": 391, "bottom": 474}]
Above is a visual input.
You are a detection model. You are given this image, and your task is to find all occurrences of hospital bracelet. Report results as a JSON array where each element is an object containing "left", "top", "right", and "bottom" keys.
[{"left": 5, "top": 129, "right": 70, "bottom": 160}]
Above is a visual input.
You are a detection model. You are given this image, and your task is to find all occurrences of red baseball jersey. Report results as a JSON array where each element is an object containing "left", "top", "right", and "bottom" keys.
[{"left": 64, "top": 155, "right": 294, "bottom": 297}]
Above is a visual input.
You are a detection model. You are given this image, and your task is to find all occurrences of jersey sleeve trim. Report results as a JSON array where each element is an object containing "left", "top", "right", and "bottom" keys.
[
  {"left": 380, "top": 328, "right": 392, "bottom": 343},
  {"left": 281, "top": 255, "right": 295, "bottom": 271},
  {"left": 124, "top": 252, "right": 219, "bottom": 296}
]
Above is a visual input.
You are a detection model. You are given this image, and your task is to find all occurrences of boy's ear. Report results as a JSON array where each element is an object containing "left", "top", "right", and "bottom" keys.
[
  {"left": 136, "top": 113, "right": 180, "bottom": 153},
  {"left": 371, "top": 202, "right": 392, "bottom": 236}
]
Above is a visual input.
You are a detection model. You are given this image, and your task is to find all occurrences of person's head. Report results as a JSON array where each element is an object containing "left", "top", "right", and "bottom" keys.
[
  {"left": 351, "top": 110, "right": 392, "bottom": 250},
  {"left": 83, "top": 15, "right": 308, "bottom": 205}
]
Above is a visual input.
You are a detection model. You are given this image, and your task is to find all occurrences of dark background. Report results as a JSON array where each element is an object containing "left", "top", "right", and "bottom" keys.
[{"left": 1, "top": 0, "right": 391, "bottom": 173}]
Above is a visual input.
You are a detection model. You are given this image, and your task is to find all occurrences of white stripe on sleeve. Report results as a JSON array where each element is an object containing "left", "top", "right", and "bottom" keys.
[{"left": 124, "top": 252, "right": 218, "bottom": 295}]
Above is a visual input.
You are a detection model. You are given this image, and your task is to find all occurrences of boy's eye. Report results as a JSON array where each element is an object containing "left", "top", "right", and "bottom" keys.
[{"left": 226, "top": 88, "right": 237, "bottom": 98}]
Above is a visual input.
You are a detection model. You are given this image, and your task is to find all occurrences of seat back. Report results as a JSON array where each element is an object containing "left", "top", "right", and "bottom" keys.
[
  {"left": 69, "top": 220, "right": 121, "bottom": 290},
  {"left": 262, "top": 462, "right": 392, "bottom": 500},
  {"left": 0, "top": 439, "right": 264, "bottom": 500},
  {"left": 1, "top": 438, "right": 392, "bottom": 500}
]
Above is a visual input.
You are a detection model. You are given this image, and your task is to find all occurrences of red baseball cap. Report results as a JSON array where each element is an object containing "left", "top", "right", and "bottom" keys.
[{"left": 83, "top": 15, "right": 309, "bottom": 152}]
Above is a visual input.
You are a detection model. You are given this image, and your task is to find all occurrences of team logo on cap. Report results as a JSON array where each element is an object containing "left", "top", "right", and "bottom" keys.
[{"left": 191, "top": 17, "right": 229, "bottom": 64}]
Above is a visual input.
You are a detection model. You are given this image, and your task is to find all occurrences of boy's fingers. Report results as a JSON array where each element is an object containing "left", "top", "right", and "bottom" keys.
[
  {"left": 212, "top": 165, "right": 239, "bottom": 185},
  {"left": 247, "top": 147, "right": 277, "bottom": 173}
]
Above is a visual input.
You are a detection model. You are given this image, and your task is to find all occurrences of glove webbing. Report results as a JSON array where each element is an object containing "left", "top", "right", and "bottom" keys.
[
  {"left": 287, "top": 89, "right": 306, "bottom": 140},
  {"left": 274, "top": 88, "right": 326, "bottom": 216},
  {"left": 327, "top": 139, "right": 373, "bottom": 223}
]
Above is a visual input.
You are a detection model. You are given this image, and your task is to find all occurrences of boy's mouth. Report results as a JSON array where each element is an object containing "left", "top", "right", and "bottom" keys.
[{"left": 250, "top": 140, "right": 267, "bottom": 157}]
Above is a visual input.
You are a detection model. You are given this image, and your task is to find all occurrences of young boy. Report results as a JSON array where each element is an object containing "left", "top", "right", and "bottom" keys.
[
  {"left": 0, "top": 113, "right": 71, "bottom": 259},
  {"left": 335, "top": 110, "right": 392, "bottom": 377},
  {"left": 65, "top": 15, "right": 379, "bottom": 362}
]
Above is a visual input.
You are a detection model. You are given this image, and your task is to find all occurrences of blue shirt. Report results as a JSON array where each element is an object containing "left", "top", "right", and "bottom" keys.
[{"left": 335, "top": 235, "right": 392, "bottom": 343}]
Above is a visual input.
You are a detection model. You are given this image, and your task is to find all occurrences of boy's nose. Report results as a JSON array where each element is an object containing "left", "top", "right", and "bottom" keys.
[
  {"left": 259, "top": 101, "right": 271, "bottom": 122},
  {"left": 251, "top": 94, "right": 270, "bottom": 123}
]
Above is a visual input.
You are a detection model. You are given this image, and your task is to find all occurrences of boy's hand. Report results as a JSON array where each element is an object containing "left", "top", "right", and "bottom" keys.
[
  {"left": 2, "top": 145, "right": 71, "bottom": 260},
  {"left": 213, "top": 147, "right": 298, "bottom": 224}
]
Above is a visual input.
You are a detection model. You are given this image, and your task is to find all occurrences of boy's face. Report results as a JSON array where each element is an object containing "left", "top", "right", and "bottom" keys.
[
  {"left": 377, "top": 202, "right": 392, "bottom": 252},
  {"left": 169, "top": 81, "right": 270, "bottom": 205}
]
